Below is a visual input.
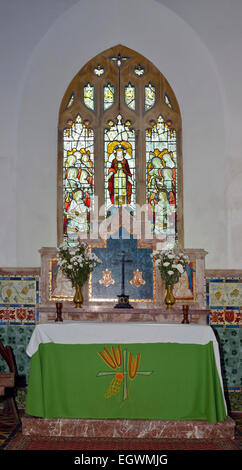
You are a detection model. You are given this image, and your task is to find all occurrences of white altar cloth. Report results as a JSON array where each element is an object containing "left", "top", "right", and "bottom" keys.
[{"left": 26, "top": 321, "right": 217, "bottom": 354}]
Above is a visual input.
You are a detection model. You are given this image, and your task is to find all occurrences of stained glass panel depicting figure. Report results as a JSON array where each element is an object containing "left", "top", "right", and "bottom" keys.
[
  {"left": 63, "top": 115, "right": 94, "bottom": 243},
  {"left": 58, "top": 46, "right": 183, "bottom": 250},
  {"left": 104, "top": 83, "right": 115, "bottom": 111},
  {"left": 145, "top": 83, "right": 156, "bottom": 111},
  {"left": 104, "top": 115, "right": 136, "bottom": 216},
  {"left": 83, "top": 83, "right": 94, "bottom": 110},
  {"left": 146, "top": 115, "right": 177, "bottom": 246},
  {"left": 125, "top": 83, "right": 135, "bottom": 110}
]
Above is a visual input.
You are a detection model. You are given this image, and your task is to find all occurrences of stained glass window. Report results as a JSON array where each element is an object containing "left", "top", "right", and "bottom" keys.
[
  {"left": 145, "top": 83, "right": 156, "bottom": 111},
  {"left": 63, "top": 115, "right": 94, "bottom": 244},
  {"left": 125, "top": 83, "right": 135, "bottom": 110},
  {"left": 104, "top": 115, "right": 136, "bottom": 216},
  {"left": 164, "top": 93, "right": 172, "bottom": 109},
  {"left": 134, "top": 64, "right": 145, "bottom": 76},
  {"left": 66, "top": 93, "right": 74, "bottom": 109},
  {"left": 146, "top": 115, "right": 177, "bottom": 247},
  {"left": 104, "top": 83, "right": 114, "bottom": 111},
  {"left": 58, "top": 45, "right": 182, "bottom": 247},
  {"left": 94, "top": 64, "right": 104, "bottom": 76},
  {"left": 83, "top": 83, "right": 94, "bottom": 110}
]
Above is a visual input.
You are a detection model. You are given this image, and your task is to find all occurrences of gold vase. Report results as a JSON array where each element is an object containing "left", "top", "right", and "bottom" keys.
[
  {"left": 165, "top": 284, "right": 175, "bottom": 309},
  {"left": 73, "top": 284, "right": 83, "bottom": 308}
]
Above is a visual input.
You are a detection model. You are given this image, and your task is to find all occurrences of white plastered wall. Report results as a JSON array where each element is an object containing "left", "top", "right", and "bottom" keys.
[{"left": 0, "top": 0, "right": 234, "bottom": 268}]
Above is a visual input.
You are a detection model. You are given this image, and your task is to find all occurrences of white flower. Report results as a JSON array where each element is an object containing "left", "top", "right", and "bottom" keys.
[
  {"left": 167, "top": 254, "right": 175, "bottom": 259},
  {"left": 168, "top": 270, "right": 174, "bottom": 275},
  {"left": 176, "top": 263, "right": 184, "bottom": 274},
  {"left": 58, "top": 242, "right": 67, "bottom": 249},
  {"left": 163, "top": 262, "right": 170, "bottom": 267}
]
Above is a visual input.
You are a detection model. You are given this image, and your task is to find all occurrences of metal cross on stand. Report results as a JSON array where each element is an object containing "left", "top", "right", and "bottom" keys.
[{"left": 114, "top": 250, "right": 133, "bottom": 309}]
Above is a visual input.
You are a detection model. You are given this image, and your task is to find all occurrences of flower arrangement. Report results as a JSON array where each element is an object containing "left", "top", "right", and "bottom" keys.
[
  {"left": 152, "top": 249, "right": 189, "bottom": 287},
  {"left": 57, "top": 240, "right": 102, "bottom": 287}
]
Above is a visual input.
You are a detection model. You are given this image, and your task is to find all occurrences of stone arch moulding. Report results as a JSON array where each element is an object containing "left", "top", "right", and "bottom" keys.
[{"left": 57, "top": 44, "right": 183, "bottom": 249}]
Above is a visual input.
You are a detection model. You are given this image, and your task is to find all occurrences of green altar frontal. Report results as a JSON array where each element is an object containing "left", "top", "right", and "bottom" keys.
[{"left": 25, "top": 335, "right": 226, "bottom": 423}]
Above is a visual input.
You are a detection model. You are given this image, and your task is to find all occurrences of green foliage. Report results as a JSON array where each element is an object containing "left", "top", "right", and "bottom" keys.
[
  {"left": 57, "top": 241, "right": 101, "bottom": 287},
  {"left": 152, "top": 249, "right": 189, "bottom": 287}
]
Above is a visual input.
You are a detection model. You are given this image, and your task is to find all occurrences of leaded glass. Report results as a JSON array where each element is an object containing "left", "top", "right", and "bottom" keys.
[
  {"left": 125, "top": 83, "right": 135, "bottom": 110},
  {"left": 111, "top": 53, "right": 129, "bottom": 68},
  {"left": 104, "top": 115, "right": 136, "bottom": 216},
  {"left": 59, "top": 46, "right": 182, "bottom": 249},
  {"left": 164, "top": 93, "right": 172, "bottom": 109},
  {"left": 94, "top": 64, "right": 104, "bottom": 76},
  {"left": 66, "top": 93, "right": 74, "bottom": 109},
  {"left": 83, "top": 83, "right": 94, "bottom": 110},
  {"left": 63, "top": 115, "right": 94, "bottom": 243},
  {"left": 146, "top": 115, "right": 177, "bottom": 247},
  {"left": 145, "top": 83, "right": 156, "bottom": 111},
  {"left": 104, "top": 83, "right": 115, "bottom": 111},
  {"left": 134, "top": 64, "right": 145, "bottom": 76}
]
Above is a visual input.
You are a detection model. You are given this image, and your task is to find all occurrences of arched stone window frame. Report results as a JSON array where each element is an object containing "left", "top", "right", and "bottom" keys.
[{"left": 57, "top": 45, "right": 183, "bottom": 247}]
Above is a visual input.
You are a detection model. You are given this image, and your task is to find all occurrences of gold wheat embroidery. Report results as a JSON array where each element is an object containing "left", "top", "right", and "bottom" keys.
[{"left": 97, "top": 345, "right": 153, "bottom": 403}]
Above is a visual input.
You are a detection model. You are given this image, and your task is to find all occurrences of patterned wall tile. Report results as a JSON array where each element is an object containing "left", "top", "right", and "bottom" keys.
[
  {"left": 206, "top": 275, "right": 242, "bottom": 394},
  {"left": 213, "top": 327, "right": 242, "bottom": 390},
  {"left": 0, "top": 275, "right": 39, "bottom": 324},
  {"left": 209, "top": 308, "right": 241, "bottom": 326},
  {"left": 208, "top": 279, "right": 242, "bottom": 307},
  {"left": 0, "top": 325, "right": 34, "bottom": 380}
]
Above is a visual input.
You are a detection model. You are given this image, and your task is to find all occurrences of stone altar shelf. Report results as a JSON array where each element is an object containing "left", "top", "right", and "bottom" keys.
[
  {"left": 39, "top": 305, "right": 209, "bottom": 324},
  {"left": 39, "top": 246, "right": 208, "bottom": 311},
  {"left": 22, "top": 416, "right": 235, "bottom": 440}
]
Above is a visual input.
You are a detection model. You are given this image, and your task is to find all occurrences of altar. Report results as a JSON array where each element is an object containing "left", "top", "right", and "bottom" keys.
[
  {"left": 25, "top": 322, "right": 227, "bottom": 424},
  {"left": 23, "top": 218, "right": 234, "bottom": 439}
]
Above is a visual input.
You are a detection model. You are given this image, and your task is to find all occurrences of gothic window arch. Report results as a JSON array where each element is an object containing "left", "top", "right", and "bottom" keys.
[{"left": 57, "top": 45, "right": 183, "bottom": 247}]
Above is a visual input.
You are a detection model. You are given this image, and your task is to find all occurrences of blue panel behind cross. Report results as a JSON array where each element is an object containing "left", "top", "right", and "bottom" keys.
[{"left": 90, "top": 228, "right": 153, "bottom": 301}]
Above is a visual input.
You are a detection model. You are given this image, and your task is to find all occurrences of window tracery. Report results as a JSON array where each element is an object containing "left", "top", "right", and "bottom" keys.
[{"left": 58, "top": 45, "right": 183, "bottom": 247}]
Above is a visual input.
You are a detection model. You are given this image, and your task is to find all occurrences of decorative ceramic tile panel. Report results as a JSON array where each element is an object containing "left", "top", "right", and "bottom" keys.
[
  {"left": 213, "top": 327, "right": 242, "bottom": 390},
  {"left": 0, "top": 275, "right": 39, "bottom": 324},
  {"left": 206, "top": 275, "right": 242, "bottom": 392},
  {"left": 206, "top": 277, "right": 242, "bottom": 326},
  {"left": 209, "top": 308, "right": 241, "bottom": 326},
  {"left": 208, "top": 280, "right": 242, "bottom": 307},
  {"left": 0, "top": 325, "right": 34, "bottom": 380}
]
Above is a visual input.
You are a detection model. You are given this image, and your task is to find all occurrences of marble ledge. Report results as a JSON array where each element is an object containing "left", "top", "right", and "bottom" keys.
[
  {"left": 38, "top": 305, "right": 209, "bottom": 324},
  {"left": 22, "top": 416, "right": 235, "bottom": 440}
]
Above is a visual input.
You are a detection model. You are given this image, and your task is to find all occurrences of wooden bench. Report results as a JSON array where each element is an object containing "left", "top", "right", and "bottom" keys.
[{"left": 0, "top": 343, "right": 20, "bottom": 422}]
